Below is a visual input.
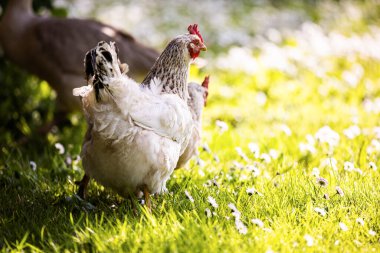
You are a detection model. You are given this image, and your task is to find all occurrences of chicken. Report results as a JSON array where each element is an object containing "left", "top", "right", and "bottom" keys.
[
  {"left": 0, "top": 0, "right": 159, "bottom": 128},
  {"left": 74, "top": 24, "right": 207, "bottom": 209},
  {"left": 175, "top": 76, "right": 209, "bottom": 169}
]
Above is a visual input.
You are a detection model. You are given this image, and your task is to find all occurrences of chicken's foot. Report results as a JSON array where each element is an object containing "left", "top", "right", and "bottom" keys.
[
  {"left": 76, "top": 174, "right": 90, "bottom": 199},
  {"left": 143, "top": 185, "right": 151, "bottom": 212}
]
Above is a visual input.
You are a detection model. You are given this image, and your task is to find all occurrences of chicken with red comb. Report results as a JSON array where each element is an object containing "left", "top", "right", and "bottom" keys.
[
  {"left": 188, "top": 24, "right": 204, "bottom": 43},
  {"left": 75, "top": 25, "right": 207, "bottom": 210}
]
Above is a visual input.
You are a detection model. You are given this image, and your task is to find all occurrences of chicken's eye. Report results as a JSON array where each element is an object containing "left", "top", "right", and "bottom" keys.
[{"left": 192, "top": 40, "right": 200, "bottom": 45}]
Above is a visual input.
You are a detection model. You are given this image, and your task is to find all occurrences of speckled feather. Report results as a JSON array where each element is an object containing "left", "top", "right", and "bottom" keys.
[{"left": 141, "top": 35, "right": 201, "bottom": 101}]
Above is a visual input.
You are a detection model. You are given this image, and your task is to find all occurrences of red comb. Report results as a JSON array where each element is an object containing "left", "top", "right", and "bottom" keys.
[
  {"left": 201, "top": 75, "right": 209, "bottom": 89},
  {"left": 188, "top": 24, "right": 204, "bottom": 42}
]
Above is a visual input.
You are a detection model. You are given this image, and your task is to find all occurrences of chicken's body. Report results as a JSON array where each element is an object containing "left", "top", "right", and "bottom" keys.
[
  {"left": 176, "top": 77, "right": 209, "bottom": 169},
  {"left": 0, "top": 0, "right": 158, "bottom": 114},
  {"left": 75, "top": 26, "right": 206, "bottom": 204}
]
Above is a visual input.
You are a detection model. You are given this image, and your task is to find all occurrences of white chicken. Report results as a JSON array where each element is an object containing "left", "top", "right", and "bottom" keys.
[
  {"left": 74, "top": 25, "right": 207, "bottom": 209},
  {"left": 175, "top": 76, "right": 209, "bottom": 169}
]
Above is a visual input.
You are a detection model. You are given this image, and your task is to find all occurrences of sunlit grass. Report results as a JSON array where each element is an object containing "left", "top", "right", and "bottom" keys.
[{"left": 2, "top": 2, "right": 380, "bottom": 252}]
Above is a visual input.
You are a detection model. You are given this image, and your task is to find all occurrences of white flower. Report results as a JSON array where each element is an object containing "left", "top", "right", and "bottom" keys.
[
  {"left": 246, "top": 187, "right": 264, "bottom": 196},
  {"left": 335, "top": 186, "right": 344, "bottom": 197},
  {"left": 304, "top": 234, "right": 314, "bottom": 247},
  {"left": 315, "top": 126, "right": 340, "bottom": 147},
  {"left": 228, "top": 203, "right": 241, "bottom": 219},
  {"left": 228, "top": 203, "right": 238, "bottom": 212},
  {"left": 247, "top": 165, "right": 261, "bottom": 177},
  {"left": 278, "top": 124, "right": 292, "bottom": 136},
  {"left": 368, "top": 229, "right": 377, "bottom": 236},
  {"left": 374, "top": 127, "right": 380, "bottom": 139},
  {"left": 299, "top": 142, "right": 316, "bottom": 154},
  {"left": 251, "top": 218, "right": 264, "bottom": 228},
  {"left": 216, "top": 120, "right": 228, "bottom": 133},
  {"left": 54, "top": 143, "right": 65, "bottom": 155},
  {"left": 235, "top": 219, "right": 248, "bottom": 234},
  {"left": 356, "top": 218, "right": 365, "bottom": 226},
  {"left": 256, "top": 92, "right": 267, "bottom": 106},
  {"left": 184, "top": 190, "right": 194, "bottom": 202},
  {"left": 311, "top": 167, "right": 320, "bottom": 177},
  {"left": 196, "top": 157, "right": 205, "bottom": 167},
  {"left": 367, "top": 139, "right": 380, "bottom": 154},
  {"left": 369, "top": 162, "right": 377, "bottom": 171},
  {"left": 260, "top": 153, "right": 271, "bottom": 163},
  {"left": 233, "top": 161, "right": 244, "bottom": 169},
  {"left": 205, "top": 208, "right": 212, "bottom": 218},
  {"left": 248, "top": 142, "right": 260, "bottom": 158},
  {"left": 343, "top": 125, "right": 361, "bottom": 139},
  {"left": 316, "top": 177, "right": 328, "bottom": 187},
  {"left": 74, "top": 155, "right": 81, "bottom": 163},
  {"left": 306, "top": 134, "right": 316, "bottom": 145},
  {"left": 207, "top": 196, "right": 218, "bottom": 208},
  {"left": 29, "top": 161, "right": 37, "bottom": 171},
  {"left": 202, "top": 143, "right": 211, "bottom": 153},
  {"left": 269, "top": 149, "right": 279, "bottom": 159},
  {"left": 314, "top": 207, "right": 327, "bottom": 217},
  {"left": 339, "top": 222, "right": 348, "bottom": 231},
  {"left": 344, "top": 161, "right": 355, "bottom": 172},
  {"left": 235, "top": 147, "right": 249, "bottom": 161},
  {"left": 65, "top": 156, "right": 72, "bottom": 166}
]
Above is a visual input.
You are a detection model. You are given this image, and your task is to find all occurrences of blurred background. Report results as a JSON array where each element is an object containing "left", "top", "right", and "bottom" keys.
[{"left": 1, "top": 0, "right": 380, "bottom": 151}]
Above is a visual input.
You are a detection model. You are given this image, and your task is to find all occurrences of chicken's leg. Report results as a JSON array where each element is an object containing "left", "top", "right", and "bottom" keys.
[
  {"left": 143, "top": 185, "right": 151, "bottom": 212},
  {"left": 76, "top": 174, "right": 90, "bottom": 199}
]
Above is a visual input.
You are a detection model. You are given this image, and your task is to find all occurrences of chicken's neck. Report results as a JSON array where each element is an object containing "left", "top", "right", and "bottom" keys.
[{"left": 141, "top": 41, "right": 190, "bottom": 101}]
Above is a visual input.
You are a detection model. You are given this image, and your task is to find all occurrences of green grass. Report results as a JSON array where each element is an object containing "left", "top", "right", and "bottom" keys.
[{"left": 2, "top": 6, "right": 380, "bottom": 253}]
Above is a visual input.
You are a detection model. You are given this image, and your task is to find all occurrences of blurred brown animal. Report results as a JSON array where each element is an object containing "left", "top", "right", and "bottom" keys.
[{"left": 0, "top": 0, "right": 159, "bottom": 127}]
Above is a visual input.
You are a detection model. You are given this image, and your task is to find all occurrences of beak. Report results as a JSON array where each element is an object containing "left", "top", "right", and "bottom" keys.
[{"left": 199, "top": 42, "right": 207, "bottom": 51}]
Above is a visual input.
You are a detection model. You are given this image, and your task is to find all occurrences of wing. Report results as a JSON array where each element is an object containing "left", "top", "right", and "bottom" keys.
[{"left": 108, "top": 77, "right": 193, "bottom": 143}]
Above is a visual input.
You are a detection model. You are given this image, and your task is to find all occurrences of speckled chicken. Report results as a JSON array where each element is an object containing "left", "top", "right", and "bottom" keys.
[
  {"left": 175, "top": 76, "right": 209, "bottom": 169},
  {"left": 74, "top": 25, "right": 206, "bottom": 208}
]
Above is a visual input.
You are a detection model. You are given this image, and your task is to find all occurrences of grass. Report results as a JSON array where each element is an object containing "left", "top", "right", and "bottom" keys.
[{"left": 2, "top": 3, "right": 380, "bottom": 252}]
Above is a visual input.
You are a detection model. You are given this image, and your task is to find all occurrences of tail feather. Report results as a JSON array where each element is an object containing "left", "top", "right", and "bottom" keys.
[{"left": 83, "top": 41, "right": 125, "bottom": 102}]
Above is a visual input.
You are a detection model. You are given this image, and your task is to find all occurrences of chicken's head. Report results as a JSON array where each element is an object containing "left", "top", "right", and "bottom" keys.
[
  {"left": 187, "top": 24, "right": 207, "bottom": 60},
  {"left": 201, "top": 75, "right": 209, "bottom": 106}
]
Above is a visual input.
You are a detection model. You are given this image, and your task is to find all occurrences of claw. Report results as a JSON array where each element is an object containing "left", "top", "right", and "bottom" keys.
[
  {"left": 76, "top": 174, "right": 90, "bottom": 200},
  {"left": 143, "top": 185, "right": 151, "bottom": 212}
]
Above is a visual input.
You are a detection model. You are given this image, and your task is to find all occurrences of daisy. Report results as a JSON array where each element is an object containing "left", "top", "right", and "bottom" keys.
[
  {"left": 335, "top": 186, "right": 344, "bottom": 197},
  {"left": 251, "top": 218, "right": 264, "bottom": 228},
  {"left": 316, "top": 177, "right": 328, "bottom": 187},
  {"left": 304, "top": 234, "right": 314, "bottom": 247},
  {"left": 314, "top": 207, "right": 327, "bottom": 217},
  {"left": 339, "top": 222, "right": 348, "bottom": 231},
  {"left": 29, "top": 161, "right": 37, "bottom": 171},
  {"left": 184, "top": 190, "right": 194, "bottom": 202},
  {"left": 356, "top": 218, "right": 364, "bottom": 226},
  {"left": 54, "top": 142, "right": 65, "bottom": 155},
  {"left": 207, "top": 196, "right": 218, "bottom": 208}
]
